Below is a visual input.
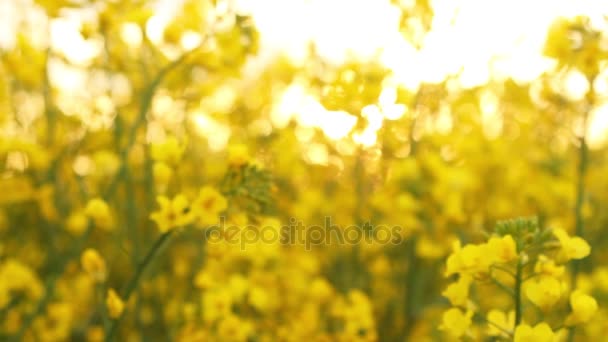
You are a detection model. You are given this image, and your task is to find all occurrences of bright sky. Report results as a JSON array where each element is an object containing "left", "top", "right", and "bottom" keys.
[
  {"left": 243, "top": 0, "right": 608, "bottom": 148},
  {"left": 1, "top": 0, "right": 608, "bottom": 149}
]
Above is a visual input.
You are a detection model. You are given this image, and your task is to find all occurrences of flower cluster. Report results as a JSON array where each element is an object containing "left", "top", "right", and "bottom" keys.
[{"left": 441, "top": 217, "right": 598, "bottom": 340}]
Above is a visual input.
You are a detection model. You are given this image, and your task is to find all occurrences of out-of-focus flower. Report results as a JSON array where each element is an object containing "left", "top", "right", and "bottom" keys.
[
  {"left": 85, "top": 198, "right": 113, "bottom": 231},
  {"left": 513, "top": 322, "right": 554, "bottom": 342},
  {"left": 440, "top": 308, "right": 473, "bottom": 338},
  {"left": 553, "top": 228, "right": 591, "bottom": 261},
  {"left": 66, "top": 210, "right": 89, "bottom": 235},
  {"left": 534, "top": 255, "right": 565, "bottom": 278},
  {"left": 486, "top": 309, "right": 514, "bottom": 336},
  {"left": 191, "top": 186, "right": 227, "bottom": 225},
  {"left": 565, "top": 290, "right": 598, "bottom": 326},
  {"left": 228, "top": 144, "right": 250, "bottom": 166},
  {"left": 442, "top": 275, "right": 471, "bottom": 307},
  {"left": 106, "top": 288, "right": 125, "bottom": 318},
  {"left": 0, "top": 259, "right": 44, "bottom": 308},
  {"left": 151, "top": 136, "right": 186, "bottom": 165},
  {"left": 81, "top": 248, "right": 107, "bottom": 283},
  {"left": 525, "top": 276, "right": 564, "bottom": 310}
]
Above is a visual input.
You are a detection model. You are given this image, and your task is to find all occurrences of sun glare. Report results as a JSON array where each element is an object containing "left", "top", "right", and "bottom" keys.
[{"left": 1, "top": 0, "right": 607, "bottom": 147}]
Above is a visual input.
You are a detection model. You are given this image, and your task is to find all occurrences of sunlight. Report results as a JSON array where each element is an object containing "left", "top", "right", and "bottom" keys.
[
  {"left": 1, "top": 0, "right": 607, "bottom": 147},
  {"left": 272, "top": 82, "right": 358, "bottom": 141}
]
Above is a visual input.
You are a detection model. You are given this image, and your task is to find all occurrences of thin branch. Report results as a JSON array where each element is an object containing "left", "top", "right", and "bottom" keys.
[{"left": 104, "top": 231, "right": 174, "bottom": 341}]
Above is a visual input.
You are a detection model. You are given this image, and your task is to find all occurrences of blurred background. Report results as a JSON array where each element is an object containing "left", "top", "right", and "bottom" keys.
[{"left": 1, "top": 0, "right": 608, "bottom": 341}]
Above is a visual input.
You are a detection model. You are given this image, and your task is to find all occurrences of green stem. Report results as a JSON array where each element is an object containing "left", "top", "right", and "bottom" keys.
[
  {"left": 568, "top": 82, "right": 592, "bottom": 342},
  {"left": 570, "top": 128, "right": 588, "bottom": 287},
  {"left": 403, "top": 235, "right": 419, "bottom": 336},
  {"left": 490, "top": 277, "right": 515, "bottom": 297},
  {"left": 104, "top": 46, "right": 200, "bottom": 200},
  {"left": 10, "top": 225, "right": 94, "bottom": 341},
  {"left": 476, "top": 313, "right": 513, "bottom": 337},
  {"left": 490, "top": 264, "right": 516, "bottom": 278},
  {"left": 104, "top": 231, "right": 174, "bottom": 341},
  {"left": 514, "top": 258, "right": 523, "bottom": 328}
]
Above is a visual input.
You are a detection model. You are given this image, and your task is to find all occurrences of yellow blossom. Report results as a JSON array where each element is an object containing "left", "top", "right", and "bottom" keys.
[
  {"left": 66, "top": 210, "right": 89, "bottom": 236},
  {"left": 35, "top": 302, "right": 74, "bottom": 341},
  {"left": 487, "top": 235, "right": 518, "bottom": 263},
  {"left": 514, "top": 323, "right": 554, "bottom": 342},
  {"left": 228, "top": 274, "right": 249, "bottom": 302},
  {"left": 0, "top": 259, "right": 44, "bottom": 308},
  {"left": 86, "top": 326, "right": 105, "bottom": 342},
  {"left": 534, "top": 255, "right": 565, "bottom": 278},
  {"left": 442, "top": 275, "right": 471, "bottom": 307},
  {"left": 310, "top": 277, "right": 333, "bottom": 303},
  {"left": 525, "top": 276, "right": 564, "bottom": 310},
  {"left": 592, "top": 267, "right": 608, "bottom": 292},
  {"left": 565, "top": 290, "right": 598, "bottom": 326},
  {"left": 191, "top": 186, "right": 227, "bottom": 225},
  {"left": 153, "top": 161, "right": 173, "bottom": 189},
  {"left": 106, "top": 288, "right": 125, "bottom": 318},
  {"left": 248, "top": 286, "right": 276, "bottom": 313},
  {"left": 228, "top": 143, "right": 250, "bottom": 166},
  {"left": 202, "top": 289, "right": 233, "bottom": 323},
  {"left": 445, "top": 243, "right": 492, "bottom": 276},
  {"left": 150, "top": 136, "right": 186, "bottom": 165},
  {"left": 553, "top": 228, "right": 591, "bottom": 261},
  {"left": 217, "top": 314, "right": 252, "bottom": 342},
  {"left": 150, "top": 194, "right": 195, "bottom": 232},
  {"left": 80, "top": 248, "right": 107, "bottom": 283},
  {"left": 440, "top": 308, "right": 473, "bottom": 338},
  {"left": 85, "top": 198, "right": 113, "bottom": 231},
  {"left": 486, "top": 309, "right": 514, "bottom": 336}
]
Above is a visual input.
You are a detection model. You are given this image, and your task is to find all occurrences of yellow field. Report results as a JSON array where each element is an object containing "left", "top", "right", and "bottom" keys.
[{"left": 1, "top": 0, "right": 608, "bottom": 341}]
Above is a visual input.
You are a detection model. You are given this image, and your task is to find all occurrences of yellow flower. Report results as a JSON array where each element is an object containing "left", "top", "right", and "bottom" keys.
[
  {"left": 153, "top": 161, "right": 173, "bottom": 189},
  {"left": 565, "top": 290, "right": 598, "bottom": 326},
  {"left": 191, "top": 186, "right": 227, "bottom": 225},
  {"left": 0, "top": 259, "right": 44, "bottom": 308},
  {"left": 35, "top": 302, "right": 74, "bottom": 341},
  {"left": 442, "top": 275, "right": 471, "bottom": 307},
  {"left": 534, "top": 255, "right": 565, "bottom": 277},
  {"left": 248, "top": 286, "right": 275, "bottom": 313},
  {"left": 202, "top": 289, "right": 233, "bottom": 323},
  {"left": 553, "top": 228, "right": 591, "bottom": 261},
  {"left": 487, "top": 235, "right": 517, "bottom": 263},
  {"left": 310, "top": 277, "right": 333, "bottom": 303},
  {"left": 445, "top": 243, "right": 492, "bottom": 276},
  {"left": 194, "top": 270, "right": 216, "bottom": 289},
  {"left": 543, "top": 17, "right": 572, "bottom": 60},
  {"left": 525, "top": 276, "right": 564, "bottom": 310},
  {"left": 440, "top": 308, "right": 473, "bottom": 338},
  {"left": 227, "top": 144, "right": 250, "bottom": 166},
  {"left": 486, "top": 309, "right": 514, "bottom": 336},
  {"left": 150, "top": 194, "right": 195, "bottom": 232},
  {"left": 514, "top": 323, "right": 554, "bottom": 342},
  {"left": 228, "top": 274, "right": 249, "bottom": 302},
  {"left": 66, "top": 210, "right": 89, "bottom": 236},
  {"left": 217, "top": 314, "right": 252, "bottom": 342},
  {"left": 86, "top": 325, "right": 104, "bottom": 342},
  {"left": 592, "top": 267, "right": 608, "bottom": 292},
  {"left": 150, "top": 136, "right": 186, "bottom": 165},
  {"left": 85, "top": 198, "right": 113, "bottom": 231},
  {"left": 416, "top": 234, "right": 448, "bottom": 259},
  {"left": 80, "top": 248, "right": 107, "bottom": 283},
  {"left": 106, "top": 288, "right": 125, "bottom": 319}
]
